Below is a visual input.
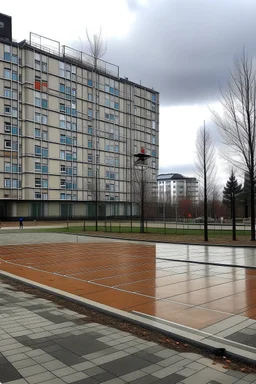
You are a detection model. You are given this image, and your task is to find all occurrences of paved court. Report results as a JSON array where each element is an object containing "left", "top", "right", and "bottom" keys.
[
  {"left": 1, "top": 233, "right": 256, "bottom": 362},
  {"left": 2, "top": 279, "right": 256, "bottom": 384}
]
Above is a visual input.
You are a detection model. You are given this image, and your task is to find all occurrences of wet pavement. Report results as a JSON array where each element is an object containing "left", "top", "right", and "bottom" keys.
[
  {"left": 1, "top": 233, "right": 256, "bottom": 374},
  {"left": 1, "top": 278, "right": 256, "bottom": 384}
]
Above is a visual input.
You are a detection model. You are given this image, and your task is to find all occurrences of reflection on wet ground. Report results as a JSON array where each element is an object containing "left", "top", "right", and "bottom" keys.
[{"left": 1, "top": 239, "right": 256, "bottom": 330}]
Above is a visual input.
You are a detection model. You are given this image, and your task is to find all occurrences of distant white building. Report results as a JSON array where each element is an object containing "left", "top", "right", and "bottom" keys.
[{"left": 157, "top": 173, "right": 199, "bottom": 204}]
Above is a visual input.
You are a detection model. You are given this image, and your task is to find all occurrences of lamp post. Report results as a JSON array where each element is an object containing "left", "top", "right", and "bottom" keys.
[
  {"left": 95, "top": 169, "right": 98, "bottom": 231},
  {"left": 134, "top": 147, "right": 151, "bottom": 233}
]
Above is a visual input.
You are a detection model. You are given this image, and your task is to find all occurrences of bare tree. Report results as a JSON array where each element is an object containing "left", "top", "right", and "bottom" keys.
[
  {"left": 212, "top": 50, "right": 256, "bottom": 240},
  {"left": 87, "top": 171, "right": 105, "bottom": 231},
  {"left": 195, "top": 122, "right": 216, "bottom": 241},
  {"left": 86, "top": 28, "right": 107, "bottom": 69},
  {"left": 132, "top": 163, "right": 157, "bottom": 233}
]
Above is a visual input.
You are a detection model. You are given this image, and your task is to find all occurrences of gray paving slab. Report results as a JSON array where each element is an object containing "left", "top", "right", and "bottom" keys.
[{"left": 0, "top": 275, "right": 256, "bottom": 384}]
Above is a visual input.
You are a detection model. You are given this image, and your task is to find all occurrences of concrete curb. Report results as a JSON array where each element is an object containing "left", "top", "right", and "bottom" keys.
[
  {"left": 0, "top": 270, "right": 255, "bottom": 366},
  {"left": 69, "top": 232, "right": 256, "bottom": 249}
]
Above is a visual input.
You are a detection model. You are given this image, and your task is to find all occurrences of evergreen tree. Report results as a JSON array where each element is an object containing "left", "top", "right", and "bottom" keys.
[{"left": 223, "top": 170, "right": 242, "bottom": 240}]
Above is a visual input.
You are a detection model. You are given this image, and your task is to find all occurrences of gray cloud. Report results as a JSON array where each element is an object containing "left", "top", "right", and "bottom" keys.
[
  {"left": 101, "top": 0, "right": 256, "bottom": 106},
  {"left": 159, "top": 163, "right": 196, "bottom": 177}
]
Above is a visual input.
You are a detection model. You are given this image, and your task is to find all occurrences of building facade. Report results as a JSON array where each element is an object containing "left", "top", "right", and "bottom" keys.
[
  {"left": 0, "top": 17, "right": 159, "bottom": 220},
  {"left": 157, "top": 173, "right": 199, "bottom": 205}
]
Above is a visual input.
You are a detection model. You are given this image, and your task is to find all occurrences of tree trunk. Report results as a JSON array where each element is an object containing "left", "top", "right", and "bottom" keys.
[
  {"left": 232, "top": 193, "right": 236, "bottom": 241},
  {"left": 250, "top": 174, "right": 255, "bottom": 241},
  {"left": 203, "top": 129, "right": 208, "bottom": 242}
]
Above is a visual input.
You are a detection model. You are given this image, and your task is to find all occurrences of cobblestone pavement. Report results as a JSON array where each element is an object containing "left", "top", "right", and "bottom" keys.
[{"left": 1, "top": 279, "right": 256, "bottom": 384}]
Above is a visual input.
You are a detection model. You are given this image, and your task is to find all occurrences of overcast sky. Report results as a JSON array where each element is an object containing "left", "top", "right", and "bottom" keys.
[{"left": 2, "top": 0, "right": 256, "bottom": 187}]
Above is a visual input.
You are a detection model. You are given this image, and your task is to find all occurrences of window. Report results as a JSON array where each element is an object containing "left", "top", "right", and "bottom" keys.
[
  {"left": 12, "top": 72, "right": 18, "bottom": 81},
  {"left": 60, "top": 193, "right": 66, "bottom": 200},
  {"left": 42, "top": 165, "right": 48, "bottom": 174},
  {"left": 42, "top": 131, "right": 48, "bottom": 140},
  {"left": 88, "top": 140, "right": 92, "bottom": 148},
  {"left": 61, "top": 165, "right": 66, "bottom": 174},
  {"left": 59, "top": 62, "right": 65, "bottom": 77},
  {"left": 66, "top": 136, "right": 72, "bottom": 145},
  {"left": 60, "top": 114, "right": 66, "bottom": 128},
  {"left": 42, "top": 179, "right": 48, "bottom": 188},
  {"left": 35, "top": 145, "right": 41, "bottom": 156},
  {"left": 4, "top": 45, "right": 11, "bottom": 53},
  {"left": 35, "top": 60, "right": 41, "bottom": 70},
  {"left": 35, "top": 128, "right": 41, "bottom": 138},
  {"left": 12, "top": 90, "right": 18, "bottom": 100},
  {"left": 4, "top": 52, "right": 11, "bottom": 61},
  {"left": 4, "top": 68, "right": 11, "bottom": 79},
  {"left": 12, "top": 164, "right": 18, "bottom": 173},
  {"left": 12, "top": 141, "right": 18, "bottom": 151},
  {"left": 42, "top": 99, "right": 48, "bottom": 109},
  {"left": 66, "top": 167, "right": 72, "bottom": 175},
  {"left": 152, "top": 120, "right": 156, "bottom": 129},
  {"left": 87, "top": 79, "right": 93, "bottom": 87},
  {"left": 35, "top": 192, "right": 41, "bottom": 199},
  {"left": 88, "top": 126, "right": 93, "bottom": 134},
  {"left": 35, "top": 113, "right": 41, "bottom": 123},
  {"left": 35, "top": 95, "right": 41, "bottom": 107},
  {"left": 88, "top": 169, "right": 93, "bottom": 177},
  {"left": 4, "top": 105, "right": 11, "bottom": 115},
  {"left": 88, "top": 109, "right": 93, "bottom": 118},
  {"left": 60, "top": 150, "right": 65, "bottom": 160},
  {"left": 35, "top": 162, "right": 41, "bottom": 172},
  {"left": 12, "top": 108, "right": 17, "bottom": 117},
  {"left": 60, "top": 134, "right": 66, "bottom": 144},
  {"left": 72, "top": 122, "right": 77, "bottom": 131},
  {"left": 4, "top": 178, "right": 11, "bottom": 188},
  {"left": 4, "top": 88, "right": 11, "bottom": 98},
  {"left": 152, "top": 135, "right": 156, "bottom": 144},
  {"left": 35, "top": 178, "right": 41, "bottom": 188},
  {"left": 4, "top": 140, "right": 11, "bottom": 149},
  {"left": 105, "top": 98, "right": 110, "bottom": 107},
  {"left": 114, "top": 102, "right": 119, "bottom": 110},
  {"left": 60, "top": 103, "right": 65, "bottom": 112},
  {"left": 88, "top": 154, "right": 92, "bottom": 162},
  {"left": 61, "top": 179, "right": 66, "bottom": 188},
  {"left": 41, "top": 114, "right": 47, "bottom": 124},
  {"left": 5, "top": 162, "right": 11, "bottom": 172},
  {"left": 42, "top": 193, "right": 48, "bottom": 200},
  {"left": 152, "top": 94, "right": 156, "bottom": 102},
  {"left": 12, "top": 179, "right": 18, "bottom": 189},
  {"left": 60, "top": 84, "right": 65, "bottom": 93},
  {"left": 42, "top": 148, "right": 48, "bottom": 158},
  {"left": 4, "top": 123, "right": 11, "bottom": 133},
  {"left": 88, "top": 93, "right": 93, "bottom": 101},
  {"left": 42, "top": 62, "right": 47, "bottom": 72},
  {"left": 151, "top": 149, "right": 156, "bottom": 157}
]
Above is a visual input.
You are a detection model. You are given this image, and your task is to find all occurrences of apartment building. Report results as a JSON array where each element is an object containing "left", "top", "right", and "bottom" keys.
[
  {"left": 157, "top": 173, "right": 199, "bottom": 205},
  {"left": 0, "top": 14, "right": 159, "bottom": 220}
]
